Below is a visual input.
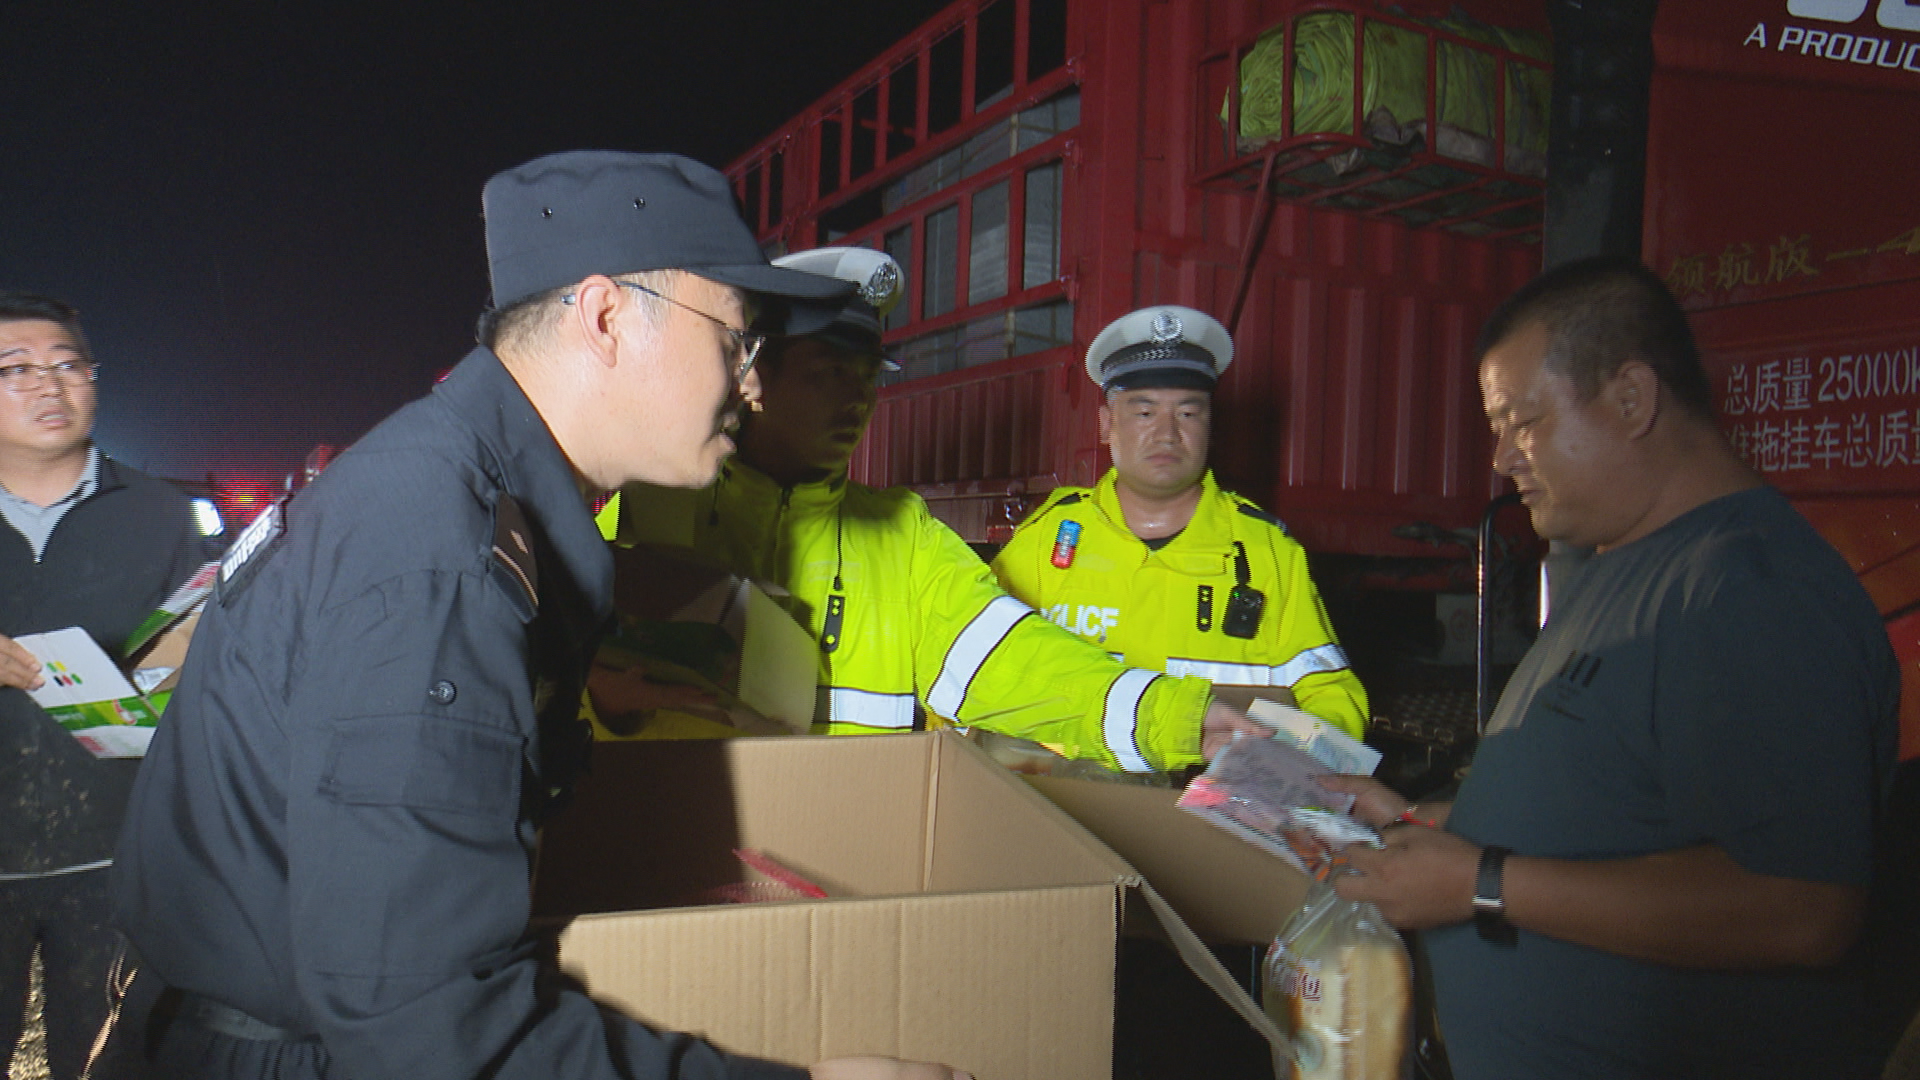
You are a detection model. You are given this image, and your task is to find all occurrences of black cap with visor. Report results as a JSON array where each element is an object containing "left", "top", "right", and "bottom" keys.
[{"left": 483, "top": 151, "right": 854, "bottom": 309}]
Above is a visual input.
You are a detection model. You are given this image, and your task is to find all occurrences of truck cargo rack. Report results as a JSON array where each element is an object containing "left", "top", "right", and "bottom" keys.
[{"left": 1198, "top": 3, "right": 1550, "bottom": 244}]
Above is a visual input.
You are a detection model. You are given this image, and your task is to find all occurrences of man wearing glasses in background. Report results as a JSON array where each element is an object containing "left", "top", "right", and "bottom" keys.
[
  {"left": 113, "top": 152, "right": 969, "bottom": 1080},
  {"left": 0, "top": 291, "right": 211, "bottom": 1079}
]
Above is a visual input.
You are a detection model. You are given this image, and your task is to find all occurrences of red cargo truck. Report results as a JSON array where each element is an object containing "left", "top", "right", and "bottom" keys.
[
  {"left": 1645, "top": 1, "right": 1920, "bottom": 765},
  {"left": 723, "top": 0, "right": 1920, "bottom": 768},
  {"left": 728, "top": 0, "right": 1542, "bottom": 547}
]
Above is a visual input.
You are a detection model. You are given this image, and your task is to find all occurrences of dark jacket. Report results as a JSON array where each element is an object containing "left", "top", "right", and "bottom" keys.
[
  {"left": 113, "top": 350, "right": 806, "bottom": 1080},
  {"left": 0, "top": 456, "right": 208, "bottom": 873}
]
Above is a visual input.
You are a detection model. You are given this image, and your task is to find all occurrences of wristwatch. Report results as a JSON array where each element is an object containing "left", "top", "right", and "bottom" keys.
[{"left": 1473, "top": 845, "right": 1518, "bottom": 947}]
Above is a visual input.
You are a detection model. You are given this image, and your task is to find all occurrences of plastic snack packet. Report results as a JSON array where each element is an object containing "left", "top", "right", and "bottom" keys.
[
  {"left": 1264, "top": 880, "right": 1412, "bottom": 1080},
  {"left": 1175, "top": 730, "right": 1379, "bottom": 878}
]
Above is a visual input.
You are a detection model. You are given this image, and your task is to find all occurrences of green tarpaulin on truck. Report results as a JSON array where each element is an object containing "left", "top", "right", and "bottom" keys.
[{"left": 1223, "top": 9, "right": 1549, "bottom": 174}]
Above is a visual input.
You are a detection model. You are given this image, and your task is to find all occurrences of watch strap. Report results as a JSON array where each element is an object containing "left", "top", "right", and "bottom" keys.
[{"left": 1472, "top": 845, "right": 1517, "bottom": 947}]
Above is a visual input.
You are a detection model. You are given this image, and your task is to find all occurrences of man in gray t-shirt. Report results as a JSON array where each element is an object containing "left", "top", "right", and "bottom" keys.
[{"left": 1327, "top": 257, "right": 1898, "bottom": 1079}]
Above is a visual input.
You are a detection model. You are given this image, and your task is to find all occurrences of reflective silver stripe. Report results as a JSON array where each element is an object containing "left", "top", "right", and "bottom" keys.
[
  {"left": 817, "top": 686, "right": 917, "bottom": 729},
  {"left": 1165, "top": 658, "right": 1272, "bottom": 684},
  {"left": 1271, "top": 644, "right": 1350, "bottom": 687},
  {"left": 927, "top": 596, "right": 1033, "bottom": 718},
  {"left": 1165, "top": 644, "right": 1350, "bottom": 688},
  {"left": 1103, "top": 669, "right": 1156, "bottom": 773}
]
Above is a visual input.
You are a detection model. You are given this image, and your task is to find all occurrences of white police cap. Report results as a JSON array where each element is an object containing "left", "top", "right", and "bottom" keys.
[
  {"left": 774, "top": 247, "right": 903, "bottom": 317},
  {"left": 771, "top": 247, "right": 905, "bottom": 369},
  {"left": 1084, "top": 305, "right": 1233, "bottom": 391}
]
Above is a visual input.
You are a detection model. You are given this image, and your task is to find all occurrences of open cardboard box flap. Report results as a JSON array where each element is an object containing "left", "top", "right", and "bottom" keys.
[
  {"left": 1023, "top": 775, "right": 1310, "bottom": 946},
  {"left": 603, "top": 542, "right": 816, "bottom": 735},
  {"left": 129, "top": 609, "right": 200, "bottom": 697},
  {"left": 534, "top": 731, "right": 1289, "bottom": 1079}
]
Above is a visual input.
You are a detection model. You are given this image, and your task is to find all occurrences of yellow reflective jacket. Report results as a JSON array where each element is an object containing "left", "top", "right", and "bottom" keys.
[
  {"left": 598, "top": 461, "right": 1214, "bottom": 772},
  {"left": 991, "top": 469, "right": 1369, "bottom": 739}
]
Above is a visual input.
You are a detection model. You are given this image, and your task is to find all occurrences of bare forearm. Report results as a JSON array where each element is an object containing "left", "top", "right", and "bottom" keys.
[
  {"left": 1340, "top": 833, "right": 1864, "bottom": 971},
  {"left": 1502, "top": 845, "right": 1865, "bottom": 969},
  {"left": 1316, "top": 776, "right": 1450, "bottom": 830}
]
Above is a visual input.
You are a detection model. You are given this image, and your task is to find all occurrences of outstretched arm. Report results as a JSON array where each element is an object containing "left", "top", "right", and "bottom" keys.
[
  {"left": 914, "top": 505, "right": 1217, "bottom": 771},
  {"left": 1333, "top": 826, "right": 1865, "bottom": 969}
]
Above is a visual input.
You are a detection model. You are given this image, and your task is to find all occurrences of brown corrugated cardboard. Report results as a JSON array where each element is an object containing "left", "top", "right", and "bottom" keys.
[
  {"left": 601, "top": 543, "right": 816, "bottom": 735},
  {"left": 1020, "top": 772, "right": 1310, "bottom": 1076},
  {"left": 1024, "top": 775, "right": 1311, "bottom": 947},
  {"left": 129, "top": 609, "right": 199, "bottom": 697},
  {"left": 533, "top": 731, "right": 1291, "bottom": 1079},
  {"left": 992, "top": 762, "right": 1299, "bottom": 1072}
]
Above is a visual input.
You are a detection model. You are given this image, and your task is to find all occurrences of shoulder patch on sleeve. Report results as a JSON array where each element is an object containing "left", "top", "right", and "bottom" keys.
[
  {"left": 491, "top": 493, "right": 539, "bottom": 611},
  {"left": 216, "top": 498, "right": 288, "bottom": 606},
  {"left": 1235, "top": 500, "right": 1287, "bottom": 534}
]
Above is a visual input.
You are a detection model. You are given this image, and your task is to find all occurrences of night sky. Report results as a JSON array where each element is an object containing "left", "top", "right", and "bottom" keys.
[{"left": 4, "top": 1, "right": 949, "bottom": 483}]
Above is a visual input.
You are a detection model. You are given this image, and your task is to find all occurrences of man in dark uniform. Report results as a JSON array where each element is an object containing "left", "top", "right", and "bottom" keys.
[
  {"left": 0, "top": 292, "right": 211, "bottom": 1079},
  {"left": 112, "top": 152, "right": 969, "bottom": 1080}
]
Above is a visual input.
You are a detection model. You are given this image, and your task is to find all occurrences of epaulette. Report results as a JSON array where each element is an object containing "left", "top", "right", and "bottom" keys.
[
  {"left": 1012, "top": 488, "right": 1084, "bottom": 532},
  {"left": 1234, "top": 498, "right": 1287, "bottom": 534},
  {"left": 490, "top": 493, "right": 540, "bottom": 614}
]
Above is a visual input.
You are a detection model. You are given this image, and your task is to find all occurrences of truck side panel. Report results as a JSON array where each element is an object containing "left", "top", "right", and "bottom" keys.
[
  {"left": 1645, "top": 0, "right": 1920, "bottom": 759},
  {"left": 823, "top": 0, "right": 1543, "bottom": 554}
]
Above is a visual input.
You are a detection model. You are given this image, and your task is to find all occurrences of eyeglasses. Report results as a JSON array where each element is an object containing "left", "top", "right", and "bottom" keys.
[
  {"left": 616, "top": 281, "right": 764, "bottom": 385},
  {"left": 0, "top": 359, "right": 96, "bottom": 393}
]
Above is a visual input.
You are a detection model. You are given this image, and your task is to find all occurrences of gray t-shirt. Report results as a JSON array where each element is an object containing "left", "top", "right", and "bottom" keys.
[{"left": 1429, "top": 485, "right": 1898, "bottom": 1080}]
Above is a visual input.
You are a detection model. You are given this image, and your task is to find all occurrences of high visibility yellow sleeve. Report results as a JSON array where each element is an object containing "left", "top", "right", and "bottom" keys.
[
  {"left": 594, "top": 492, "right": 620, "bottom": 542},
  {"left": 1265, "top": 540, "right": 1370, "bottom": 740},
  {"left": 905, "top": 501, "right": 1210, "bottom": 773},
  {"left": 988, "top": 503, "right": 1052, "bottom": 603}
]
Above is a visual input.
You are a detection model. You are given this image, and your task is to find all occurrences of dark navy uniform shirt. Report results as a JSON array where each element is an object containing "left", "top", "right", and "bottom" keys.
[
  {"left": 1431, "top": 487, "right": 1898, "bottom": 1080},
  {"left": 112, "top": 350, "right": 805, "bottom": 1080}
]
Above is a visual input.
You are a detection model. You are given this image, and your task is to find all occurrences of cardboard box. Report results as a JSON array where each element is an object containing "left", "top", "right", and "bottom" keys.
[
  {"left": 17, "top": 562, "right": 215, "bottom": 758},
  {"left": 19, "top": 627, "right": 163, "bottom": 756},
  {"left": 602, "top": 543, "right": 817, "bottom": 735},
  {"left": 533, "top": 731, "right": 1291, "bottom": 1079},
  {"left": 127, "top": 608, "right": 200, "bottom": 703},
  {"left": 1021, "top": 773, "right": 1311, "bottom": 1078},
  {"left": 1022, "top": 775, "right": 1311, "bottom": 947}
]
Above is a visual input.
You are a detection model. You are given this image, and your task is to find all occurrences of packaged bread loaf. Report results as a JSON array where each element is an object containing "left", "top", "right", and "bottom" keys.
[{"left": 1265, "top": 881, "right": 1411, "bottom": 1080}]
